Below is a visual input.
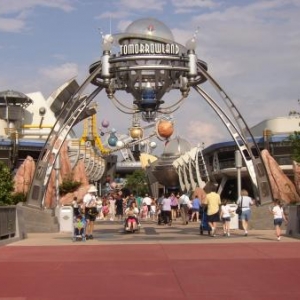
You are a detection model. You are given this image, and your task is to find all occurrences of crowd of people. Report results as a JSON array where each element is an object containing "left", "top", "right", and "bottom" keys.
[{"left": 71, "top": 184, "right": 288, "bottom": 241}]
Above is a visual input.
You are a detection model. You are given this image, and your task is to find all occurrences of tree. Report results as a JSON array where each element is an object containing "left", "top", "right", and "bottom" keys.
[
  {"left": 124, "top": 169, "right": 149, "bottom": 196},
  {"left": 0, "top": 162, "right": 14, "bottom": 206},
  {"left": 289, "top": 131, "right": 300, "bottom": 163}
]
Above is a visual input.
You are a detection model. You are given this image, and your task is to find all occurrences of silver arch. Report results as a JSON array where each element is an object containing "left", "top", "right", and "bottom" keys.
[{"left": 26, "top": 19, "right": 273, "bottom": 207}]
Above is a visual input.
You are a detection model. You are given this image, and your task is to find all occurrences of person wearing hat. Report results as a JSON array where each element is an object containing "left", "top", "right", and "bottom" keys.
[{"left": 83, "top": 185, "right": 98, "bottom": 240}]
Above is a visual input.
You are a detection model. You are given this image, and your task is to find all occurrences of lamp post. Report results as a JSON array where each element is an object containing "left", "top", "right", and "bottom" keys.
[{"left": 235, "top": 150, "right": 242, "bottom": 199}]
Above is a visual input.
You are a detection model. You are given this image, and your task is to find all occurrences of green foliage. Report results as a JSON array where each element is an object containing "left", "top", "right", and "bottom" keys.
[
  {"left": 59, "top": 175, "right": 81, "bottom": 196},
  {"left": 0, "top": 162, "right": 14, "bottom": 206},
  {"left": 11, "top": 192, "right": 27, "bottom": 205},
  {"left": 289, "top": 131, "right": 300, "bottom": 163},
  {"left": 124, "top": 169, "right": 149, "bottom": 196}
]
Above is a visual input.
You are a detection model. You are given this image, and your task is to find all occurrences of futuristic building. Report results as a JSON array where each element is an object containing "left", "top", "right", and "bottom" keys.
[
  {"left": 0, "top": 80, "right": 107, "bottom": 184},
  {"left": 171, "top": 116, "right": 298, "bottom": 200}
]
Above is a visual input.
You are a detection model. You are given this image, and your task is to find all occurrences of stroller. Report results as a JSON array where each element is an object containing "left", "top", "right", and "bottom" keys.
[
  {"left": 199, "top": 206, "right": 211, "bottom": 236},
  {"left": 72, "top": 214, "right": 87, "bottom": 241}
]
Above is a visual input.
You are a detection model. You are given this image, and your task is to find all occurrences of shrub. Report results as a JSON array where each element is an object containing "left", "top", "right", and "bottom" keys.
[
  {"left": 0, "top": 162, "right": 14, "bottom": 206},
  {"left": 59, "top": 176, "right": 81, "bottom": 196}
]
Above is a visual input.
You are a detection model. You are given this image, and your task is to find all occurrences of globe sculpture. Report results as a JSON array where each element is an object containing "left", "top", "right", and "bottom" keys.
[{"left": 156, "top": 119, "right": 174, "bottom": 140}]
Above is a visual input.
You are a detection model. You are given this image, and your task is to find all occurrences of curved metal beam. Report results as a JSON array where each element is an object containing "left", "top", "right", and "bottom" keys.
[
  {"left": 193, "top": 83, "right": 273, "bottom": 203},
  {"left": 26, "top": 64, "right": 104, "bottom": 207}
]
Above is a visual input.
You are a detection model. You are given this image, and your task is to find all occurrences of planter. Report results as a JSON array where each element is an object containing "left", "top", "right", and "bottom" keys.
[
  {"left": 285, "top": 204, "right": 300, "bottom": 237},
  {"left": 0, "top": 206, "right": 16, "bottom": 239}
]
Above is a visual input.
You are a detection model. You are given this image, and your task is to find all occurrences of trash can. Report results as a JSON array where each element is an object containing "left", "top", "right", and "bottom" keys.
[
  {"left": 59, "top": 206, "right": 74, "bottom": 232},
  {"left": 229, "top": 204, "right": 239, "bottom": 229}
]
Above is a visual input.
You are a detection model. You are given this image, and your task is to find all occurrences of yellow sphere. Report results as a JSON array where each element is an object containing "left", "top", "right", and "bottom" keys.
[{"left": 129, "top": 126, "right": 143, "bottom": 139}]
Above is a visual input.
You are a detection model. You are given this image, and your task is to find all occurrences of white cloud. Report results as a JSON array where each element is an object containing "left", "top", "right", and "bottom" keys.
[
  {"left": 0, "top": 0, "right": 74, "bottom": 14},
  {"left": 171, "top": 0, "right": 218, "bottom": 14},
  {"left": 0, "top": 17, "right": 26, "bottom": 32},
  {"left": 0, "top": 0, "right": 74, "bottom": 32},
  {"left": 118, "top": 0, "right": 166, "bottom": 11},
  {"left": 39, "top": 63, "right": 78, "bottom": 82}
]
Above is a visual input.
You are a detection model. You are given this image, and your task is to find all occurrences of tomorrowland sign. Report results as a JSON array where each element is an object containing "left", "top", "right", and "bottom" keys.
[{"left": 120, "top": 42, "right": 180, "bottom": 56}]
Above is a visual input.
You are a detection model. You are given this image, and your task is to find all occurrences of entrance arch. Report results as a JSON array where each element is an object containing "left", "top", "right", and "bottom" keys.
[{"left": 26, "top": 17, "right": 273, "bottom": 207}]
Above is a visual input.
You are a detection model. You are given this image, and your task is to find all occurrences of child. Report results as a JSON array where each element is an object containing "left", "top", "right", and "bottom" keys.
[
  {"left": 150, "top": 199, "right": 157, "bottom": 221},
  {"left": 74, "top": 215, "right": 85, "bottom": 238},
  {"left": 140, "top": 203, "right": 148, "bottom": 220},
  {"left": 220, "top": 199, "right": 235, "bottom": 236},
  {"left": 270, "top": 199, "right": 287, "bottom": 241}
]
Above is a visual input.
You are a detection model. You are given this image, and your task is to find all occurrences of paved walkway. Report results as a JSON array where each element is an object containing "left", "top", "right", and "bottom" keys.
[{"left": 1, "top": 219, "right": 300, "bottom": 300}]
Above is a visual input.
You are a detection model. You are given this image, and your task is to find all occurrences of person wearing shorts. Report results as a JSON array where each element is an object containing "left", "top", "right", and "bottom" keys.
[
  {"left": 83, "top": 185, "right": 98, "bottom": 240},
  {"left": 270, "top": 199, "right": 287, "bottom": 241},
  {"left": 237, "top": 189, "right": 254, "bottom": 236},
  {"left": 204, "top": 182, "right": 221, "bottom": 237}
]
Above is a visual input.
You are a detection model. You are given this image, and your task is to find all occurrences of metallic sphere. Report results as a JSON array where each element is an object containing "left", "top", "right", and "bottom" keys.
[{"left": 120, "top": 17, "right": 174, "bottom": 43}]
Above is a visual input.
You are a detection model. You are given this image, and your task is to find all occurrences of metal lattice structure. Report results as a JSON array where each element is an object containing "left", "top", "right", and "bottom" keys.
[{"left": 26, "top": 18, "right": 273, "bottom": 207}]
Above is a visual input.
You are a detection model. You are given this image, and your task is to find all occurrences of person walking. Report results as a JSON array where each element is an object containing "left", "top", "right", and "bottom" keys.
[
  {"left": 237, "top": 189, "right": 254, "bottom": 236},
  {"left": 161, "top": 193, "right": 172, "bottom": 225},
  {"left": 108, "top": 195, "right": 116, "bottom": 221},
  {"left": 191, "top": 195, "right": 201, "bottom": 222},
  {"left": 170, "top": 193, "right": 179, "bottom": 221},
  {"left": 142, "top": 193, "right": 152, "bottom": 219},
  {"left": 82, "top": 185, "right": 98, "bottom": 240},
  {"left": 270, "top": 199, "right": 288, "bottom": 241},
  {"left": 115, "top": 195, "right": 124, "bottom": 221},
  {"left": 204, "top": 183, "right": 221, "bottom": 237},
  {"left": 150, "top": 198, "right": 157, "bottom": 221},
  {"left": 179, "top": 192, "right": 190, "bottom": 225},
  {"left": 220, "top": 199, "right": 235, "bottom": 236}
]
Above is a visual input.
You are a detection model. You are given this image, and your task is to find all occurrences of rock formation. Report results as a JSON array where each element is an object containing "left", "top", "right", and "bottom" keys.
[
  {"left": 293, "top": 161, "right": 300, "bottom": 197},
  {"left": 261, "top": 149, "right": 300, "bottom": 204},
  {"left": 13, "top": 156, "right": 36, "bottom": 194},
  {"left": 192, "top": 187, "right": 206, "bottom": 202},
  {"left": 14, "top": 141, "right": 90, "bottom": 208}
]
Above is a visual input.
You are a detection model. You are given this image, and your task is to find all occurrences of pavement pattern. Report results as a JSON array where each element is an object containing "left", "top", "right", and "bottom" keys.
[{"left": 1, "top": 219, "right": 300, "bottom": 300}]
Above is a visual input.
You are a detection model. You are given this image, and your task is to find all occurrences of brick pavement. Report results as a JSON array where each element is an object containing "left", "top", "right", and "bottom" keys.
[{"left": 1, "top": 219, "right": 300, "bottom": 300}]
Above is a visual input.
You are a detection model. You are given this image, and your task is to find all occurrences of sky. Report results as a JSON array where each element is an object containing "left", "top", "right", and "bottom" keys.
[{"left": 0, "top": 0, "right": 300, "bottom": 154}]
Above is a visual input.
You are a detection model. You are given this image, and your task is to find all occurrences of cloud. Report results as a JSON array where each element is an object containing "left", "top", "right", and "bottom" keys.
[
  {"left": 0, "top": 0, "right": 74, "bottom": 14},
  {"left": 171, "top": 0, "right": 218, "bottom": 14},
  {"left": 39, "top": 63, "right": 78, "bottom": 83},
  {"left": 0, "top": 0, "right": 75, "bottom": 32},
  {"left": 180, "top": 119, "right": 227, "bottom": 147},
  {"left": 0, "top": 17, "right": 26, "bottom": 33}
]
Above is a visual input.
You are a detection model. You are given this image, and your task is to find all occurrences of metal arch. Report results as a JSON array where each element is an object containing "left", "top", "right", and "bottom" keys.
[
  {"left": 26, "top": 63, "right": 104, "bottom": 207},
  {"left": 188, "top": 159, "right": 197, "bottom": 191},
  {"left": 172, "top": 159, "right": 186, "bottom": 192},
  {"left": 67, "top": 139, "right": 81, "bottom": 169},
  {"left": 187, "top": 147, "right": 202, "bottom": 189},
  {"left": 193, "top": 83, "right": 273, "bottom": 203}
]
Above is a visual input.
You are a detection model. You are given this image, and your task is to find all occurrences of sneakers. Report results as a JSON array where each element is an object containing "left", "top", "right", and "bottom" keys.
[
  {"left": 125, "top": 227, "right": 129, "bottom": 230},
  {"left": 227, "top": 232, "right": 230, "bottom": 237},
  {"left": 211, "top": 227, "right": 215, "bottom": 236},
  {"left": 277, "top": 236, "right": 281, "bottom": 241},
  {"left": 244, "top": 231, "right": 248, "bottom": 236},
  {"left": 89, "top": 235, "right": 93, "bottom": 240}
]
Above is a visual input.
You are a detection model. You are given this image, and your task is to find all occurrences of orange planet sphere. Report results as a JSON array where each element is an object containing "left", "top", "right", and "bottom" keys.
[{"left": 157, "top": 120, "right": 174, "bottom": 139}]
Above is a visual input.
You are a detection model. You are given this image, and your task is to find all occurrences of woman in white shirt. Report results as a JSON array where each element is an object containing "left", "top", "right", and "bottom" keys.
[
  {"left": 236, "top": 189, "right": 254, "bottom": 236},
  {"left": 270, "top": 199, "right": 287, "bottom": 241}
]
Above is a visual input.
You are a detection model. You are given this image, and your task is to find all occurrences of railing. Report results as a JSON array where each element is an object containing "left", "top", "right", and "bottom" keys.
[
  {"left": 0, "top": 206, "right": 16, "bottom": 239},
  {"left": 214, "top": 155, "right": 292, "bottom": 171}
]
